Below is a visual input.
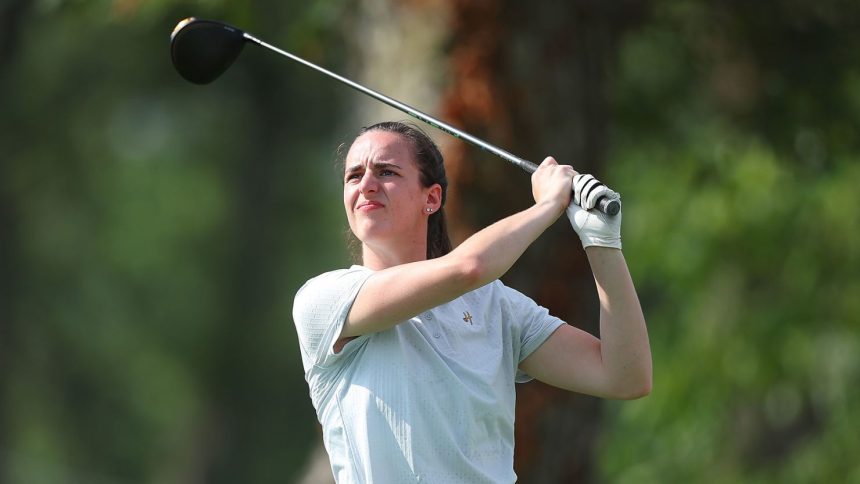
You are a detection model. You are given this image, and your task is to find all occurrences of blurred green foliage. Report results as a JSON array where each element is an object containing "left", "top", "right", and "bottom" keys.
[
  {"left": 2, "top": 0, "right": 858, "bottom": 483},
  {"left": 2, "top": 1, "right": 352, "bottom": 482},
  {"left": 599, "top": 1, "right": 860, "bottom": 482}
]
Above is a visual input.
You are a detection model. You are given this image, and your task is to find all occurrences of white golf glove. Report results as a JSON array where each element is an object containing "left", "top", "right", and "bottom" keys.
[{"left": 566, "top": 174, "right": 622, "bottom": 249}]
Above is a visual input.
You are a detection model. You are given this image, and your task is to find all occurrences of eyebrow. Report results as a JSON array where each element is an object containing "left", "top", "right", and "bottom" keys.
[{"left": 345, "top": 161, "right": 403, "bottom": 175}]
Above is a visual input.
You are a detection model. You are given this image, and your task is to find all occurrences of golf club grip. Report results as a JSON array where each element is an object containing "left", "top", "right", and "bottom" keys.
[
  {"left": 596, "top": 197, "right": 621, "bottom": 216},
  {"left": 517, "top": 160, "right": 620, "bottom": 216}
]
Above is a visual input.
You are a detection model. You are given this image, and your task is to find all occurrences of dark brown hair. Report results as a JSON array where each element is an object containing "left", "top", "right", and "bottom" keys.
[{"left": 346, "top": 121, "right": 452, "bottom": 260}]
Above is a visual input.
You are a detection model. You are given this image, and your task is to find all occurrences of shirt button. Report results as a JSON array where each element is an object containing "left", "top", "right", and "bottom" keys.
[
  {"left": 434, "top": 332, "right": 441, "bottom": 338},
  {"left": 424, "top": 313, "right": 433, "bottom": 320}
]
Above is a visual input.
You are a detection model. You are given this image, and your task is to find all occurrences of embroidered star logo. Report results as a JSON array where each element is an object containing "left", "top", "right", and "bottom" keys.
[{"left": 463, "top": 311, "right": 473, "bottom": 325}]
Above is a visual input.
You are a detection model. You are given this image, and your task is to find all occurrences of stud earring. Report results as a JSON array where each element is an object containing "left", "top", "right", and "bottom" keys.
[{"left": 426, "top": 208, "right": 433, "bottom": 213}]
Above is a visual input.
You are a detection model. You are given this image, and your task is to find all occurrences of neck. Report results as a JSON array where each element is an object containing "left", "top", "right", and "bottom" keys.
[{"left": 361, "top": 236, "right": 428, "bottom": 270}]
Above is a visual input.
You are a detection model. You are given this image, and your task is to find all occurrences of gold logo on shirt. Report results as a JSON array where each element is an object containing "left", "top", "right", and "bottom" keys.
[{"left": 463, "top": 311, "right": 473, "bottom": 325}]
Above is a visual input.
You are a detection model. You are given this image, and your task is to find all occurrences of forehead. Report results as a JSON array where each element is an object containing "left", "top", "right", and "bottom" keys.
[{"left": 346, "top": 131, "right": 416, "bottom": 169}]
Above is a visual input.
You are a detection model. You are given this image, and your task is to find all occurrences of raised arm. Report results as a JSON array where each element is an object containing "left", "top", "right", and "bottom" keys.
[
  {"left": 518, "top": 248, "right": 651, "bottom": 399},
  {"left": 341, "top": 157, "right": 574, "bottom": 339},
  {"left": 519, "top": 176, "right": 652, "bottom": 399}
]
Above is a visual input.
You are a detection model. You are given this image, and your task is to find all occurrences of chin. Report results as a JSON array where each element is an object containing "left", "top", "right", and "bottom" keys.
[{"left": 351, "top": 221, "right": 389, "bottom": 246}]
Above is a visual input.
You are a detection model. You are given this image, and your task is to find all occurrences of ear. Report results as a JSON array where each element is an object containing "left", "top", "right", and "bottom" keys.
[{"left": 424, "top": 183, "right": 442, "bottom": 213}]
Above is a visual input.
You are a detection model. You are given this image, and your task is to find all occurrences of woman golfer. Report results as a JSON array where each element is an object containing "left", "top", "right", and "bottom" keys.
[{"left": 293, "top": 121, "right": 651, "bottom": 483}]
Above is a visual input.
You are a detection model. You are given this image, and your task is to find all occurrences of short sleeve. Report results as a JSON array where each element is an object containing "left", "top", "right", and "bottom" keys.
[
  {"left": 292, "top": 266, "right": 373, "bottom": 370},
  {"left": 501, "top": 284, "right": 565, "bottom": 383}
]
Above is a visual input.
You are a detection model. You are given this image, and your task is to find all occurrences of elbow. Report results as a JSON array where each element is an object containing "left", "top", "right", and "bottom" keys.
[
  {"left": 626, "top": 380, "right": 652, "bottom": 400},
  {"left": 617, "top": 373, "right": 652, "bottom": 400},
  {"left": 454, "top": 255, "right": 489, "bottom": 290},
  {"left": 612, "top": 371, "right": 653, "bottom": 400}
]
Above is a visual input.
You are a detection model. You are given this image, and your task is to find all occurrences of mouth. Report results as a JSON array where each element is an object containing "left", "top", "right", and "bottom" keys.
[{"left": 356, "top": 200, "right": 384, "bottom": 211}]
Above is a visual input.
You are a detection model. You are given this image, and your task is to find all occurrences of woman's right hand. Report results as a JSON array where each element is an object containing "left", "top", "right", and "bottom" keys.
[{"left": 531, "top": 156, "right": 576, "bottom": 217}]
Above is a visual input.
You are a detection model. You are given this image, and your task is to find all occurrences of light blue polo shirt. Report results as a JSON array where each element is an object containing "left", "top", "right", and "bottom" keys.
[{"left": 293, "top": 266, "right": 564, "bottom": 483}]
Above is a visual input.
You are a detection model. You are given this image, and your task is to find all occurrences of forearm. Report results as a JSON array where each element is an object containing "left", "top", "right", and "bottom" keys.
[
  {"left": 451, "top": 201, "right": 561, "bottom": 289},
  {"left": 344, "top": 201, "right": 561, "bottom": 337},
  {"left": 586, "top": 247, "right": 652, "bottom": 397}
]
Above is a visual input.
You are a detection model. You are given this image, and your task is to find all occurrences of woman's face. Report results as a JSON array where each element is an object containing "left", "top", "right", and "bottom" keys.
[{"left": 343, "top": 130, "right": 438, "bottom": 251}]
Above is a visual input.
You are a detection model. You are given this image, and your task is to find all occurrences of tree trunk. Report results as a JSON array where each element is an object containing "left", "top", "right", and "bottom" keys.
[{"left": 440, "top": 1, "right": 648, "bottom": 482}]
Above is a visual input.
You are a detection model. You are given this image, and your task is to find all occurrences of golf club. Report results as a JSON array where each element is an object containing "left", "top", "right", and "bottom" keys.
[{"left": 170, "top": 17, "right": 621, "bottom": 216}]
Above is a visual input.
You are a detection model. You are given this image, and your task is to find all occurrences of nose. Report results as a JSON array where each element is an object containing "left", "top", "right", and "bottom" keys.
[{"left": 357, "top": 170, "right": 378, "bottom": 194}]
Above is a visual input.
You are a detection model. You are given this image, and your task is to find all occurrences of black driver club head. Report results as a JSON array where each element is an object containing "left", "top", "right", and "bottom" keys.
[{"left": 170, "top": 17, "right": 247, "bottom": 84}]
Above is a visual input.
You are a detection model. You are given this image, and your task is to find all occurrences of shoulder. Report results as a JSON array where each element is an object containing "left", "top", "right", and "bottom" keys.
[
  {"left": 465, "top": 280, "right": 551, "bottom": 327},
  {"left": 297, "top": 265, "right": 372, "bottom": 290},
  {"left": 294, "top": 266, "right": 373, "bottom": 309}
]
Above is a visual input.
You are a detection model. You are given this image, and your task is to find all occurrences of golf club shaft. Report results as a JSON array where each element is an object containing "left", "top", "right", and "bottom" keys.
[
  {"left": 246, "top": 33, "right": 538, "bottom": 171},
  {"left": 245, "top": 33, "right": 619, "bottom": 215}
]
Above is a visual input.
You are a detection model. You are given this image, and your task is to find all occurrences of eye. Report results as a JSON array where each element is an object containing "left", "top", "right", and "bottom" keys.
[
  {"left": 379, "top": 166, "right": 402, "bottom": 177},
  {"left": 345, "top": 172, "right": 361, "bottom": 182}
]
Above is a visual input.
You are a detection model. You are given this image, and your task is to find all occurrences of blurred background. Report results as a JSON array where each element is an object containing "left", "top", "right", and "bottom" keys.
[{"left": 1, "top": 0, "right": 858, "bottom": 483}]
